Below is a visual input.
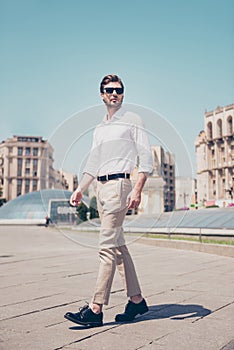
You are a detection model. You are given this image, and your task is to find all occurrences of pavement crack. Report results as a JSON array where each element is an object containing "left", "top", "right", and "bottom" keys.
[
  {"left": 0, "top": 254, "right": 71, "bottom": 265},
  {"left": 46, "top": 320, "right": 67, "bottom": 328},
  {"left": 177, "top": 266, "right": 214, "bottom": 277},
  {"left": 54, "top": 325, "right": 119, "bottom": 350},
  {"left": 219, "top": 339, "right": 234, "bottom": 350},
  {"left": 110, "top": 288, "right": 125, "bottom": 294},
  {"left": 134, "top": 332, "right": 172, "bottom": 349},
  {"left": 192, "top": 300, "right": 234, "bottom": 323},
  {"left": 0, "top": 272, "right": 95, "bottom": 291},
  {"left": 0, "top": 300, "right": 82, "bottom": 322},
  {"left": 66, "top": 271, "right": 94, "bottom": 278},
  {"left": 0, "top": 292, "right": 63, "bottom": 308}
]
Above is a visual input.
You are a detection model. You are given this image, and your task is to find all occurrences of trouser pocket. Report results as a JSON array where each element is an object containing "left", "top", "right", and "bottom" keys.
[{"left": 97, "top": 179, "right": 132, "bottom": 214}]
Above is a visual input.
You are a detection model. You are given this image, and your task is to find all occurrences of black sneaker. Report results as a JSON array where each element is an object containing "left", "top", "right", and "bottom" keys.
[
  {"left": 115, "top": 299, "right": 149, "bottom": 322},
  {"left": 64, "top": 304, "right": 103, "bottom": 327}
]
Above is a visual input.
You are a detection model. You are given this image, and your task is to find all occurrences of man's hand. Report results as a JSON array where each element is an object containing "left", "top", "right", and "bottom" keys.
[
  {"left": 70, "top": 187, "right": 82, "bottom": 206},
  {"left": 70, "top": 174, "right": 94, "bottom": 206},
  {"left": 127, "top": 190, "right": 141, "bottom": 209},
  {"left": 127, "top": 172, "right": 148, "bottom": 209}
]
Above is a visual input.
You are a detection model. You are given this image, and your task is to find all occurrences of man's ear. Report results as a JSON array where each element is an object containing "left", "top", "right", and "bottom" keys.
[{"left": 100, "top": 93, "right": 105, "bottom": 102}]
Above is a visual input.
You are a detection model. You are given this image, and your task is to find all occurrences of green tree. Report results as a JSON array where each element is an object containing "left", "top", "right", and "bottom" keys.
[
  {"left": 0, "top": 186, "right": 6, "bottom": 207},
  {"left": 89, "top": 196, "right": 99, "bottom": 219},
  {"left": 76, "top": 202, "right": 88, "bottom": 222}
]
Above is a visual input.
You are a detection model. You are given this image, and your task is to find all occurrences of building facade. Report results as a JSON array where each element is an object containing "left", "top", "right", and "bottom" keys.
[
  {"left": 195, "top": 104, "right": 234, "bottom": 206},
  {"left": 0, "top": 136, "right": 77, "bottom": 201},
  {"left": 151, "top": 145, "right": 175, "bottom": 212},
  {"left": 61, "top": 170, "right": 78, "bottom": 192},
  {"left": 135, "top": 145, "right": 175, "bottom": 214}
]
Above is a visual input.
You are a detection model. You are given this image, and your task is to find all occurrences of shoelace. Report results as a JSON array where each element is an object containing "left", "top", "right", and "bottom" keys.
[{"left": 79, "top": 304, "right": 89, "bottom": 316}]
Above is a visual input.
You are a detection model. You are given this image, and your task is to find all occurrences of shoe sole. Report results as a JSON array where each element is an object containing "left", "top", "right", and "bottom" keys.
[
  {"left": 115, "top": 307, "right": 149, "bottom": 322},
  {"left": 64, "top": 314, "right": 103, "bottom": 327},
  {"left": 140, "top": 306, "right": 149, "bottom": 315}
]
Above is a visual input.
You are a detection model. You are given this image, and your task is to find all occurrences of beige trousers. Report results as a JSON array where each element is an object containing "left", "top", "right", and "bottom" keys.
[{"left": 92, "top": 178, "right": 141, "bottom": 305}]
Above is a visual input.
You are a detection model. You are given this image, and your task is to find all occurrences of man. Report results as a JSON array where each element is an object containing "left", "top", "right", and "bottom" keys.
[{"left": 64, "top": 74, "right": 153, "bottom": 327}]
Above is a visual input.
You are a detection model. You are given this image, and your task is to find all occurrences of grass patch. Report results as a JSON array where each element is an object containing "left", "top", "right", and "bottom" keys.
[{"left": 142, "top": 233, "right": 234, "bottom": 246}]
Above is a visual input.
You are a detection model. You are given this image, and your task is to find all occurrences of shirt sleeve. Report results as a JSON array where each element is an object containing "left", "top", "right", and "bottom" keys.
[
  {"left": 131, "top": 117, "right": 153, "bottom": 174},
  {"left": 82, "top": 128, "right": 99, "bottom": 177}
]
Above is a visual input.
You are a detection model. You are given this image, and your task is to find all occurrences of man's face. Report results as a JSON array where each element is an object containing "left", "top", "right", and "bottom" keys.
[{"left": 101, "top": 82, "right": 124, "bottom": 108}]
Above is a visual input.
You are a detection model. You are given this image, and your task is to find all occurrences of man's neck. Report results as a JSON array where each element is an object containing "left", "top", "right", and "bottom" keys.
[{"left": 106, "top": 105, "right": 121, "bottom": 120}]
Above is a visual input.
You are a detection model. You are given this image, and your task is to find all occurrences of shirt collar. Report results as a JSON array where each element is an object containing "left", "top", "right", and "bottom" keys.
[{"left": 102, "top": 106, "right": 126, "bottom": 123}]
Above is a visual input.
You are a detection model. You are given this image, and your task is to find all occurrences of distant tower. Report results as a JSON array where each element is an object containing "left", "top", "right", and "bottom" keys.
[
  {"left": 0, "top": 136, "right": 55, "bottom": 201},
  {"left": 195, "top": 104, "right": 234, "bottom": 206}
]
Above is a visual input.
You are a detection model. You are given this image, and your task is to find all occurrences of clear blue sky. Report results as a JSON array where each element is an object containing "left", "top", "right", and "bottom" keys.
[{"left": 1, "top": 0, "right": 233, "bottom": 176}]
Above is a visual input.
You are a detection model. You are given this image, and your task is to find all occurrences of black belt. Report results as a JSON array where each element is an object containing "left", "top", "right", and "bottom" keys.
[{"left": 97, "top": 173, "right": 130, "bottom": 182}]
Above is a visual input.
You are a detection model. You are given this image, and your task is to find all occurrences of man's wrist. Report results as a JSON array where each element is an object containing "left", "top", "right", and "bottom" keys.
[{"left": 76, "top": 185, "right": 82, "bottom": 193}]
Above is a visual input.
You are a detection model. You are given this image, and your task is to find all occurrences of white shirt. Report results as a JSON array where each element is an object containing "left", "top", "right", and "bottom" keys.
[{"left": 83, "top": 106, "right": 153, "bottom": 177}]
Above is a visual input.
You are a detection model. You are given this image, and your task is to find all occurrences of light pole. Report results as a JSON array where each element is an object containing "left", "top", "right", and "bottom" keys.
[
  {"left": 195, "top": 189, "right": 198, "bottom": 210},
  {"left": 226, "top": 186, "right": 233, "bottom": 203}
]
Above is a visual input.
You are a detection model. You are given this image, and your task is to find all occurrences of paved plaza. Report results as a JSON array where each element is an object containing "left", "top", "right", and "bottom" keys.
[{"left": 0, "top": 225, "right": 233, "bottom": 350}]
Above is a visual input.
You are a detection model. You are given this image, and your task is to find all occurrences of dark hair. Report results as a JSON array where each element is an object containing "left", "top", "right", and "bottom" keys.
[{"left": 100, "top": 74, "right": 124, "bottom": 93}]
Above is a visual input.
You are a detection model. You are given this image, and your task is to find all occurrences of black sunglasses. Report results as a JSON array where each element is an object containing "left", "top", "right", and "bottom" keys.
[{"left": 104, "top": 87, "right": 124, "bottom": 95}]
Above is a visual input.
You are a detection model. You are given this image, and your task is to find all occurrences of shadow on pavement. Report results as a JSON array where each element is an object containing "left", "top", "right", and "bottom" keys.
[
  {"left": 68, "top": 303, "right": 211, "bottom": 330},
  {"left": 144, "top": 303, "right": 211, "bottom": 320}
]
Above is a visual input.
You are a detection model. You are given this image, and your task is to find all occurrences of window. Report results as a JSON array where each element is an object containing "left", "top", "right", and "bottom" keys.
[
  {"left": 227, "top": 116, "right": 233, "bottom": 135},
  {"left": 18, "top": 147, "right": 23, "bottom": 156},
  {"left": 33, "top": 159, "right": 38, "bottom": 173},
  {"left": 25, "top": 179, "right": 30, "bottom": 193},
  {"left": 25, "top": 168, "right": 30, "bottom": 176},
  {"left": 33, "top": 179, "right": 37, "bottom": 191},
  {"left": 207, "top": 122, "right": 213, "bottom": 139},
  {"left": 217, "top": 119, "right": 222, "bottom": 138},
  {"left": 33, "top": 147, "right": 38, "bottom": 156},
  {"left": 25, "top": 147, "right": 31, "bottom": 156},
  {"left": 25, "top": 158, "right": 30, "bottom": 165},
  {"left": 17, "top": 158, "right": 22, "bottom": 176},
  {"left": 17, "top": 179, "right": 22, "bottom": 196},
  {"left": 18, "top": 137, "right": 39, "bottom": 142}
]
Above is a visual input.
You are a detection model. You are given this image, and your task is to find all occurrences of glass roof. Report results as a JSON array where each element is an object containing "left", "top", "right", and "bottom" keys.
[
  {"left": 0, "top": 191, "right": 233, "bottom": 229},
  {"left": 124, "top": 207, "right": 234, "bottom": 229},
  {"left": 0, "top": 189, "right": 74, "bottom": 220}
]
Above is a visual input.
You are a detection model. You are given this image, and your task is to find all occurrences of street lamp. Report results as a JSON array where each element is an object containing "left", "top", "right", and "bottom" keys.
[
  {"left": 226, "top": 186, "right": 233, "bottom": 203},
  {"left": 195, "top": 189, "right": 198, "bottom": 210}
]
